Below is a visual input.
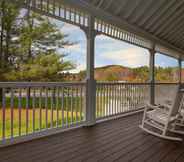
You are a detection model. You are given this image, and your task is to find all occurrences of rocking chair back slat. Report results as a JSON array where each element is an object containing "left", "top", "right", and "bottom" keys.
[{"left": 170, "top": 86, "right": 183, "bottom": 116}]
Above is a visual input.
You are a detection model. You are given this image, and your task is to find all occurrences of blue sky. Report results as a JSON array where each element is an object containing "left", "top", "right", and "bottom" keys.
[{"left": 54, "top": 20, "right": 179, "bottom": 73}]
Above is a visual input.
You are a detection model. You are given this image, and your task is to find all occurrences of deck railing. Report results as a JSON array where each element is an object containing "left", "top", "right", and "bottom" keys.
[
  {"left": 0, "top": 82, "right": 179, "bottom": 145},
  {"left": 96, "top": 83, "right": 149, "bottom": 120},
  {"left": 155, "top": 83, "right": 179, "bottom": 106},
  {"left": 0, "top": 82, "right": 85, "bottom": 142}
]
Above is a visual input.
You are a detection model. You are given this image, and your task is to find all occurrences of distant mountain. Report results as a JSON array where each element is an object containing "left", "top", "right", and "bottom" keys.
[
  {"left": 94, "top": 65, "right": 133, "bottom": 81},
  {"left": 63, "top": 65, "right": 179, "bottom": 83},
  {"left": 63, "top": 65, "right": 135, "bottom": 81}
]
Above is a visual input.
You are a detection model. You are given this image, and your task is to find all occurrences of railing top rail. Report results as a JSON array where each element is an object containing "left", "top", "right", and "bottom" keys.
[
  {"left": 0, "top": 82, "right": 85, "bottom": 88},
  {"left": 96, "top": 82, "right": 180, "bottom": 85},
  {"left": 96, "top": 82, "right": 150, "bottom": 86},
  {"left": 154, "top": 82, "right": 180, "bottom": 85},
  {"left": 0, "top": 82, "right": 180, "bottom": 88}
]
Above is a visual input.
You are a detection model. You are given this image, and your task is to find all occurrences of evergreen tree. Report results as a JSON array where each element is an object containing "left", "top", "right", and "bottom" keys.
[{"left": 0, "top": 1, "right": 75, "bottom": 82}]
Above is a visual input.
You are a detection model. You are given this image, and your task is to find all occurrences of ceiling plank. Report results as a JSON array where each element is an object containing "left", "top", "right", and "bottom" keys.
[
  {"left": 130, "top": 0, "right": 154, "bottom": 23},
  {"left": 90, "top": 0, "right": 99, "bottom": 5},
  {"left": 167, "top": 34, "right": 182, "bottom": 45},
  {"left": 114, "top": 0, "right": 129, "bottom": 16},
  {"left": 124, "top": 0, "right": 144, "bottom": 19},
  {"left": 162, "top": 22, "right": 184, "bottom": 41},
  {"left": 168, "top": 33, "right": 184, "bottom": 45},
  {"left": 149, "top": 0, "right": 184, "bottom": 33},
  {"left": 173, "top": 39, "right": 184, "bottom": 49},
  {"left": 97, "top": 0, "right": 105, "bottom": 8},
  {"left": 103, "top": 0, "right": 113, "bottom": 11},
  {"left": 154, "top": 5, "right": 184, "bottom": 36},
  {"left": 144, "top": 0, "right": 176, "bottom": 30},
  {"left": 138, "top": 0, "right": 167, "bottom": 26}
]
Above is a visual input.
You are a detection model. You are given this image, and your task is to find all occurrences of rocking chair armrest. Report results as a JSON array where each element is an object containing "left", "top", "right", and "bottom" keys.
[
  {"left": 160, "top": 104, "right": 172, "bottom": 110},
  {"left": 146, "top": 103, "right": 160, "bottom": 111}
]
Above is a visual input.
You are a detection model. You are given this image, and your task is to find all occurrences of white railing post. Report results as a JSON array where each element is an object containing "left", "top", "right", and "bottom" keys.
[
  {"left": 149, "top": 49, "right": 155, "bottom": 105},
  {"left": 84, "top": 15, "right": 96, "bottom": 126},
  {"left": 178, "top": 58, "right": 182, "bottom": 84}
]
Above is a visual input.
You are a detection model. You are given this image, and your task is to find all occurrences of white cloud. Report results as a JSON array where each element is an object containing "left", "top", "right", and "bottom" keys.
[
  {"left": 68, "top": 63, "right": 86, "bottom": 73},
  {"left": 61, "top": 23, "right": 82, "bottom": 33},
  {"left": 103, "top": 47, "right": 149, "bottom": 68},
  {"left": 66, "top": 44, "right": 85, "bottom": 53},
  {"left": 96, "top": 35, "right": 113, "bottom": 41},
  {"left": 158, "top": 61, "right": 166, "bottom": 67},
  {"left": 96, "top": 35, "right": 135, "bottom": 49}
]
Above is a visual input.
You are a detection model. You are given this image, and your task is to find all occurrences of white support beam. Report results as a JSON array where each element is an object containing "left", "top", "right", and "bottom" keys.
[
  {"left": 85, "top": 15, "right": 96, "bottom": 126},
  {"left": 178, "top": 58, "right": 182, "bottom": 84},
  {"left": 149, "top": 49, "right": 155, "bottom": 105}
]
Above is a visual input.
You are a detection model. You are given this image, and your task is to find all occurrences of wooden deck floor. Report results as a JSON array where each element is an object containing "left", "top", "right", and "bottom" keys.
[{"left": 1, "top": 113, "right": 184, "bottom": 162}]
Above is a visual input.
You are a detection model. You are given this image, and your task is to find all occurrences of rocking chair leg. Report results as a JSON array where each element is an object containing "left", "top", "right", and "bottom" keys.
[{"left": 139, "top": 125, "right": 183, "bottom": 141}]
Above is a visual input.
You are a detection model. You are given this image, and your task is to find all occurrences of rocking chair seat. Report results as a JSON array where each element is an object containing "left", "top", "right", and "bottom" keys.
[{"left": 146, "top": 109, "right": 176, "bottom": 125}]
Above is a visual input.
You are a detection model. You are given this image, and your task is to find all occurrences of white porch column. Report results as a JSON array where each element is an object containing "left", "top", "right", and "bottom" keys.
[
  {"left": 85, "top": 15, "right": 96, "bottom": 126},
  {"left": 149, "top": 49, "right": 155, "bottom": 105},
  {"left": 178, "top": 58, "right": 182, "bottom": 84}
]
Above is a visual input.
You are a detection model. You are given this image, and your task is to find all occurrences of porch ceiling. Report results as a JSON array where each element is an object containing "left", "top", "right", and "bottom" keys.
[
  {"left": 60, "top": 0, "right": 184, "bottom": 59},
  {"left": 85, "top": 0, "right": 184, "bottom": 54}
]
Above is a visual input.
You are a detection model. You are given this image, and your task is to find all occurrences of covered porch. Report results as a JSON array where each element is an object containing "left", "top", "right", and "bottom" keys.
[{"left": 1, "top": 0, "right": 184, "bottom": 161}]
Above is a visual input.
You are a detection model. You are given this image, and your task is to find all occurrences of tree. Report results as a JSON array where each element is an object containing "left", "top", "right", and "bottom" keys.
[
  {"left": 155, "top": 66, "right": 178, "bottom": 83},
  {"left": 0, "top": 1, "right": 76, "bottom": 104},
  {"left": 0, "top": 0, "right": 24, "bottom": 100},
  {"left": 0, "top": 3, "right": 75, "bottom": 82},
  {"left": 14, "top": 10, "right": 75, "bottom": 81},
  {"left": 6, "top": 53, "right": 74, "bottom": 81},
  {"left": 0, "top": 0, "right": 23, "bottom": 77},
  {"left": 132, "top": 66, "right": 149, "bottom": 82}
]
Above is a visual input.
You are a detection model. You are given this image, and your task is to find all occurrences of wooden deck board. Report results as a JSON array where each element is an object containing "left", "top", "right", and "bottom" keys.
[{"left": 0, "top": 113, "right": 184, "bottom": 162}]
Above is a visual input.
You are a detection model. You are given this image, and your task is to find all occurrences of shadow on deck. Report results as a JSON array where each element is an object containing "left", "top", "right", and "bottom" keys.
[{"left": 0, "top": 113, "right": 184, "bottom": 162}]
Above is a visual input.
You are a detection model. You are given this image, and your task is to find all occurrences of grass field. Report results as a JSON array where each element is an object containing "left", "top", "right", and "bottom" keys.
[
  {"left": 0, "top": 108, "right": 83, "bottom": 139},
  {"left": 0, "top": 94, "right": 108, "bottom": 140},
  {"left": 3, "top": 96, "right": 83, "bottom": 111}
]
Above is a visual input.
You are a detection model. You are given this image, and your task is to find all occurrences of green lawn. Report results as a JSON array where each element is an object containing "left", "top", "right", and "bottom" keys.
[
  {"left": 3, "top": 96, "right": 83, "bottom": 111},
  {"left": 0, "top": 95, "right": 85, "bottom": 139},
  {"left": 0, "top": 108, "right": 83, "bottom": 140}
]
